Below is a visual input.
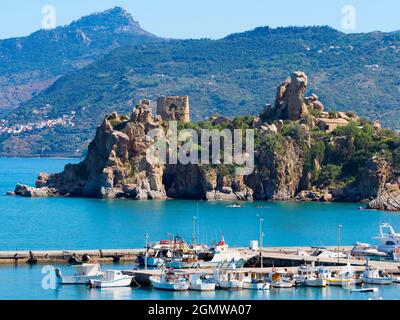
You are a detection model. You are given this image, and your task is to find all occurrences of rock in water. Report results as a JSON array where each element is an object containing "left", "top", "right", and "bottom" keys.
[
  {"left": 368, "top": 183, "right": 400, "bottom": 212},
  {"left": 14, "top": 184, "right": 53, "bottom": 197}
]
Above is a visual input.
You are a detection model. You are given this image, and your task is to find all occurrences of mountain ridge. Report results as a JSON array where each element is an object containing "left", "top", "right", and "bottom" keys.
[
  {"left": 1, "top": 9, "right": 400, "bottom": 156},
  {"left": 0, "top": 7, "right": 162, "bottom": 112}
]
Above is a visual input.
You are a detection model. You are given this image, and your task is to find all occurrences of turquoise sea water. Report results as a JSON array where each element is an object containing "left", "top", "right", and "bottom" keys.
[{"left": 0, "top": 157, "right": 400, "bottom": 300}]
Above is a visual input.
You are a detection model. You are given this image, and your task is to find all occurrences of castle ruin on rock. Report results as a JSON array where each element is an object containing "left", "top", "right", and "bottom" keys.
[{"left": 156, "top": 96, "right": 190, "bottom": 123}]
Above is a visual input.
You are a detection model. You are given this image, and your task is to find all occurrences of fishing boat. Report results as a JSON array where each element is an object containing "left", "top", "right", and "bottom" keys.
[
  {"left": 296, "top": 265, "right": 327, "bottom": 287},
  {"left": 213, "top": 267, "right": 243, "bottom": 290},
  {"left": 362, "top": 265, "right": 393, "bottom": 285},
  {"left": 351, "top": 242, "right": 387, "bottom": 258},
  {"left": 146, "top": 249, "right": 172, "bottom": 268},
  {"left": 168, "top": 253, "right": 201, "bottom": 269},
  {"left": 189, "top": 274, "right": 216, "bottom": 291},
  {"left": 150, "top": 269, "right": 190, "bottom": 291},
  {"left": 270, "top": 270, "right": 294, "bottom": 288},
  {"left": 327, "top": 265, "right": 362, "bottom": 286},
  {"left": 89, "top": 270, "right": 133, "bottom": 288},
  {"left": 375, "top": 223, "right": 400, "bottom": 254},
  {"left": 55, "top": 264, "right": 103, "bottom": 285},
  {"left": 242, "top": 272, "right": 270, "bottom": 290}
]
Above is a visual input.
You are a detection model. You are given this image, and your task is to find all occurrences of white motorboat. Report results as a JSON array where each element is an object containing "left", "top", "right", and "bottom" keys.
[
  {"left": 327, "top": 265, "right": 362, "bottom": 286},
  {"left": 375, "top": 223, "right": 400, "bottom": 254},
  {"left": 55, "top": 264, "right": 103, "bottom": 285},
  {"left": 351, "top": 242, "right": 387, "bottom": 258},
  {"left": 213, "top": 267, "right": 243, "bottom": 290},
  {"left": 270, "top": 270, "right": 294, "bottom": 288},
  {"left": 362, "top": 265, "right": 393, "bottom": 285},
  {"left": 296, "top": 265, "right": 327, "bottom": 287},
  {"left": 242, "top": 272, "right": 270, "bottom": 290},
  {"left": 271, "top": 280, "right": 294, "bottom": 288},
  {"left": 243, "top": 279, "right": 270, "bottom": 290},
  {"left": 168, "top": 254, "right": 201, "bottom": 269},
  {"left": 197, "top": 238, "right": 247, "bottom": 268},
  {"left": 150, "top": 269, "right": 190, "bottom": 291},
  {"left": 189, "top": 274, "right": 216, "bottom": 291},
  {"left": 311, "top": 247, "right": 347, "bottom": 259},
  {"left": 89, "top": 270, "right": 133, "bottom": 288}
]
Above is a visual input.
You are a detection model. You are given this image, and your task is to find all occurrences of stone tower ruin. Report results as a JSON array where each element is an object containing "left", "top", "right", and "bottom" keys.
[{"left": 156, "top": 96, "right": 190, "bottom": 123}]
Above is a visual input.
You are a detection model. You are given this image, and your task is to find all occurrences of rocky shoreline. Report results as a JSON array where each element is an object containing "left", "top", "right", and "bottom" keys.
[{"left": 8, "top": 71, "right": 400, "bottom": 212}]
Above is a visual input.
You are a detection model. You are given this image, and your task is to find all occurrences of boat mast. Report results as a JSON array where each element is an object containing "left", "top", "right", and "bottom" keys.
[{"left": 192, "top": 216, "right": 197, "bottom": 246}]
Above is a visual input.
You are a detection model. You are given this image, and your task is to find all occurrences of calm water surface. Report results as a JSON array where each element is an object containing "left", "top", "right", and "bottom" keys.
[{"left": 0, "top": 158, "right": 399, "bottom": 300}]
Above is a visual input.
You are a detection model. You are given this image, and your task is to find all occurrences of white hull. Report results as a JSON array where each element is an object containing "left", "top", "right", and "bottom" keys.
[
  {"left": 243, "top": 281, "right": 270, "bottom": 290},
  {"left": 393, "top": 277, "right": 400, "bottom": 283},
  {"left": 363, "top": 277, "right": 393, "bottom": 285},
  {"left": 150, "top": 277, "right": 189, "bottom": 291},
  {"left": 189, "top": 283, "right": 216, "bottom": 291},
  {"left": 304, "top": 279, "right": 327, "bottom": 287},
  {"left": 272, "top": 281, "right": 293, "bottom": 288},
  {"left": 90, "top": 277, "right": 133, "bottom": 288},
  {"left": 218, "top": 280, "right": 243, "bottom": 290},
  {"left": 58, "top": 275, "right": 102, "bottom": 285}
]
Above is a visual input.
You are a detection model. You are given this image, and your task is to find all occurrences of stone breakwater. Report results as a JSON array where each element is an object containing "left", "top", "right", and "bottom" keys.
[{"left": 8, "top": 71, "right": 400, "bottom": 211}]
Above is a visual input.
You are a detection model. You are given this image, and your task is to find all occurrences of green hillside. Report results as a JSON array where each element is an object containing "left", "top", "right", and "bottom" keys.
[{"left": 2, "top": 25, "right": 400, "bottom": 156}]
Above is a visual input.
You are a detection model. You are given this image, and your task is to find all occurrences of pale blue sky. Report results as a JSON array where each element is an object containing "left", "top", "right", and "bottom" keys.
[{"left": 0, "top": 0, "right": 399, "bottom": 40}]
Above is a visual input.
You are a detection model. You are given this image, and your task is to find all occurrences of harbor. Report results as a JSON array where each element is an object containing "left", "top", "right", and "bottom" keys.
[
  {"left": 1, "top": 246, "right": 399, "bottom": 270},
  {"left": 1, "top": 158, "right": 400, "bottom": 300},
  {"left": 22, "top": 221, "right": 400, "bottom": 294}
]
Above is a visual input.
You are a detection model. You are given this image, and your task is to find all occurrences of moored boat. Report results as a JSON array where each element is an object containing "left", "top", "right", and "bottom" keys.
[
  {"left": 270, "top": 270, "right": 294, "bottom": 288},
  {"left": 362, "top": 265, "right": 393, "bottom": 285},
  {"left": 242, "top": 272, "right": 270, "bottom": 290},
  {"left": 189, "top": 274, "right": 216, "bottom": 291},
  {"left": 213, "top": 267, "right": 243, "bottom": 290},
  {"left": 350, "top": 242, "right": 387, "bottom": 258},
  {"left": 296, "top": 265, "right": 327, "bottom": 287},
  {"left": 327, "top": 264, "right": 362, "bottom": 286},
  {"left": 375, "top": 223, "right": 400, "bottom": 254},
  {"left": 89, "top": 270, "right": 133, "bottom": 288},
  {"left": 150, "top": 269, "right": 190, "bottom": 291},
  {"left": 55, "top": 264, "right": 103, "bottom": 285}
]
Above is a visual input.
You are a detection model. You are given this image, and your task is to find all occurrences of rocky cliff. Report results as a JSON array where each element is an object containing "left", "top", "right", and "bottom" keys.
[{"left": 10, "top": 71, "right": 400, "bottom": 211}]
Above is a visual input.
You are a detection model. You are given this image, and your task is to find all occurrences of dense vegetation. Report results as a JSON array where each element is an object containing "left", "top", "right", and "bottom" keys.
[
  {"left": 175, "top": 114, "right": 400, "bottom": 191},
  {"left": 2, "top": 16, "right": 400, "bottom": 156}
]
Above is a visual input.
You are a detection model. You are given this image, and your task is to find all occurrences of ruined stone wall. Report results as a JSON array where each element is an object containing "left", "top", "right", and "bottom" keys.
[{"left": 156, "top": 96, "right": 190, "bottom": 123}]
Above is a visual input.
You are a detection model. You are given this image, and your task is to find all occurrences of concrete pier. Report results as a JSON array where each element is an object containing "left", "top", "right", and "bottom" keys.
[
  {"left": 0, "top": 249, "right": 143, "bottom": 264},
  {"left": 1, "top": 246, "right": 399, "bottom": 278}
]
